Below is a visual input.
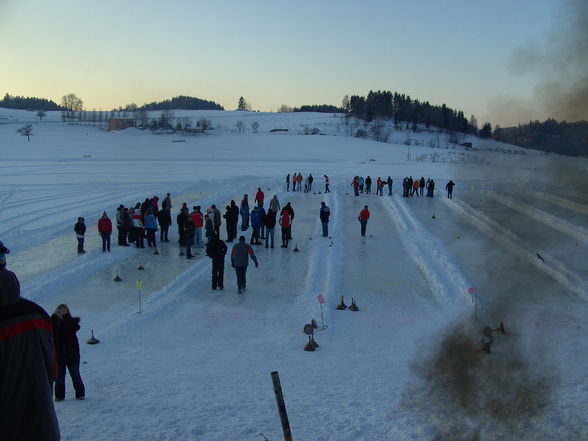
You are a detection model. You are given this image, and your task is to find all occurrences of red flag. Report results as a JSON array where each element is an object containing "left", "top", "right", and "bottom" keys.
[
  {"left": 317, "top": 294, "right": 325, "bottom": 305},
  {"left": 468, "top": 287, "right": 477, "bottom": 294}
]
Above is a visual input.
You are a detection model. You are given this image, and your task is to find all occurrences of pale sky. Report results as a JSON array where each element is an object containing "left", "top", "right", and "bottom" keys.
[{"left": 0, "top": 0, "right": 569, "bottom": 126}]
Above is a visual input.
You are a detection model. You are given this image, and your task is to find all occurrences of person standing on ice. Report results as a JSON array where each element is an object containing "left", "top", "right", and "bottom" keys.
[
  {"left": 162, "top": 193, "right": 172, "bottom": 212},
  {"left": 51, "top": 304, "right": 85, "bottom": 402},
  {"left": 0, "top": 241, "right": 61, "bottom": 441},
  {"left": 419, "top": 177, "right": 426, "bottom": 196},
  {"left": 74, "top": 216, "right": 86, "bottom": 254},
  {"left": 269, "top": 194, "right": 280, "bottom": 215},
  {"left": 283, "top": 202, "right": 295, "bottom": 240},
  {"left": 206, "top": 233, "right": 227, "bottom": 290},
  {"left": 231, "top": 236, "right": 258, "bottom": 294},
  {"left": 210, "top": 204, "right": 222, "bottom": 237},
  {"left": 365, "top": 176, "right": 372, "bottom": 194},
  {"left": 358, "top": 205, "right": 370, "bottom": 237},
  {"left": 191, "top": 206, "right": 204, "bottom": 248},
  {"left": 296, "top": 173, "right": 304, "bottom": 191},
  {"left": 324, "top": 174, "right": 330, "bottom": 193},
  {"left": 144, "top": 208, "right": 158, "bottom": 248},
  {"left": 204, "top": 212, "right": 215, "bottom": 245},
  {"left": 308, "top": 174, "right": 314, "bottom": 192},
  {"left": 292, "top": 173, "right": 297, "bottom": 192},
  {"left": 279, "top": 208, "right": 292, "bottom": 247},
  {"left": 177, "top": 207, "right": 188, "bottom": 246},
  {"left": 157, "top": 206, "right": 171, "bottom": 242},
  {"left": 183, "top": 217, "right": 196, "bottom": 259},
  {"left": 97, "top": 211, "right": 112, "bottom": 252},
  {"left": 387, "top": 176, "right": 393, "bottom": 195},
  {"left": 264, "top": 208, "right": 276, "bottom": 248},
  {"left": 351, "top": 177, "right": 359, "bottom": 196},
  {"left": 446, "top": 180, "right": 455, "bottom": 199},
  {"left": 286, "top": 173, "right": 290, "bottom": 191},
  {"left": 255, "top": 187, "right": 265, "bottom": 207},
  {"left": 240, "top": 194, "right": 250, "bottom": 231},
  {"left": 250, "top": 206, "right": 262, "bottom": 245},
  {"left": 376, "top": 177, "right": 384, "bottom": 196},
  {"left": 320, "top": 201, "right": 330, "bottom": 237}
]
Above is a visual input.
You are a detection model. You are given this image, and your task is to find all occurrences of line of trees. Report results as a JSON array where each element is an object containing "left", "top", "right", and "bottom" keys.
[
  {"left": 493, "top": 119, "right": 588, "bottom": 157},
  {"left": 1, "top": 94, "right": 63, "bottom": 111},
  {"left": 135, "top": 95, "right": 224, "bottom": 111}
]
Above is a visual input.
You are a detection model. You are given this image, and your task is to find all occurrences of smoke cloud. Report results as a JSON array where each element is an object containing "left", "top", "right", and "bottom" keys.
[{"left": 489, "top": 0, "right": 588, "bottom": 126}]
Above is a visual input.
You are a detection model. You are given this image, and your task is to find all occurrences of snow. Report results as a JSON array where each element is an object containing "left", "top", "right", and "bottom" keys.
[{"left": 1, "top": 109, "right": 588, "bottom": 441}]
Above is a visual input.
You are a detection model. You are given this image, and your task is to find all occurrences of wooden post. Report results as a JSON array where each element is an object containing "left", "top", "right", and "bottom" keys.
[{"left": 271, "top": 371, "right": 293, "bottom": 441}]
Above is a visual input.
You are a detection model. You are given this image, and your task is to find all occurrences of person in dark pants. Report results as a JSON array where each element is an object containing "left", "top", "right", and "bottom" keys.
[
  {"left": 157, "top": 208, "right": 171, "bottom": 242},
  {"left": 358, "top": 205, "right": 370, "bottom": 237},
  {"left": 183, "top": 218, "right": 196, "bottom": 259},
  {"left": 74, "top": 217, "right": 86, "bottom": 254},
  {"left": 320, "top": 201, "right": 330, "bottom": 237},
  {"left": 387, "top": 176, "right": 393, "bottom": 195},
  {"left": 51, "top": 304, "right": 85, "bottom": 401},
  {"left": 0, "top": 242, "right": 61, "bottom": 441},
  {"left": 446, "top": 180, "right": 455, "bottom": 199},
  {"left": 279, "top": 208, "right": 292, "bottom": 248},
  {"left": 231, "top": 236, "right": 258, "bottom": 294},
  {"left": 206, "top": 234, "right": 227, "bottom": 290},
  {"left": 97, "top": 211, "right": 112, "bottom": 252},
  {"left": 177, "top": 207, "right": 189, "bottom": 246},
  {"left": 264, "top": 208, "right": 276, "bottom": 248}
]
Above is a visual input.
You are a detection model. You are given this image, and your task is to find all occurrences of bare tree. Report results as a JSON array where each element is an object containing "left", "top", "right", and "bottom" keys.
[
  {"left": 251, "top": 121, "right": 260, "bottom": 133},
  {"left": 61, "top": 93, "right": 83, "bottom": 120},
  {"left": 36, "top": 110, "right": 46, "bottom": 121},
  {"left": 197, "top": 118, "right": 212, "bottom": 131},
  {"left": 236, "top": 121, "right": 245, "bottom": 133},
  {"left": 278, "top": 104, "right": 293, "bottom": 113},
  {"left": 17, "top": 124, "right": 33, "bottom": 141}
]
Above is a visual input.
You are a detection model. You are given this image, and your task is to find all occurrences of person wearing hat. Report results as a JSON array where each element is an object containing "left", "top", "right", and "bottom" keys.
[
  {"left": 0, "top": 241, "right": 61, "bottom": 440},
  {"left": 230, "top": 236, "right": 259, "bottom": 293},
  {"left": 97, "top": 211, "right": 112, "bottom": 252},
  {"left": 74, "top": 216, "right": 86, "bottom": 254}
]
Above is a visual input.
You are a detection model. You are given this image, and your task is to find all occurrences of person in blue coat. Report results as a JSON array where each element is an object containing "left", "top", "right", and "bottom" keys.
[
  {"left": 250, "top": 206, "right": 262, "bottom": 245},
  {"left": 143, "top": 208, "right": 158, "bottom": 247}
]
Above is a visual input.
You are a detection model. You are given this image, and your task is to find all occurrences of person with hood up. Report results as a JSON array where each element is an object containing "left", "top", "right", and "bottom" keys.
[
  {"left": 97, "top": 211, "right": 112, "bottom": 252},
  {"left": 74, "top": 216, "right": 86, "bottom": 254},
  {"left": 51, "top": 304, "right": 85, "bottom": 402},
  {"left": 0, "top": 241, "right": 61, "bottom": 440},
  {"left": 240, "top": 194, "right": 250, "bottom": 231},
  {"left": 206, "top": 233, "right": 227, "bottom": 290},
  {"left": 269, "top": 194, "right": 280, "bottom": 214},
  {"left": 230, "top": 236, "right": 259, "bottom": 294}
]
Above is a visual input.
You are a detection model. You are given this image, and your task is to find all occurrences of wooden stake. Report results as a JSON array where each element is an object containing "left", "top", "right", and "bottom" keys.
[{"left": 271, "top": 371, "right": 293, "bottom": 441}]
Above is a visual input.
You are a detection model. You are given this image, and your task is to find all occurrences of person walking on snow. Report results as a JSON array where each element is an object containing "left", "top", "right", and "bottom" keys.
[
  {"left": 98, "top": 211, "right": 112, "bottom": 252},
  {"left": 446, "top": 180, "right": 455, "bottom": 199},
  {"left": 387, "top": 176, "right": 393, "bottom": 195},
  {"left": 51, "top": 304, "right": 85, "bottom": 402},
  {"left": 283, "top": 202, "right": 295, "bottom": 240},
  {"left": 269, "top": 194, "right": 280, "bottom": 215},
  {"left": 74, "top": 217, "right": 86, "bottom": 254},
  {"left": 240, "top": 194, "right": 250, "bottom": 231},
  {"left": 324, "top": 174, "right": 330, "bottom": 193},
  {"left": 250, "top": 206, "right": 262, "bottom": 245},
  {"left": 206, "top": 233, "right": 227, "bottom": 290},
  {"left": 286, "top": 174, "right": 290, "bottom": 191},
  {"left": 231, "top": 236, "right": 259, "bottom": 293},
  {"left": 320, "top": 201, "right": 330, "bottom": 237},
  {"left": 279, "top": 208, "right": 292, "bottom": 247},
  {"left": 358, "top": 205, "right": 370, "bottom": 237},
  {"left": 352, "top": 177, "right": 359, "bottom": 196}
]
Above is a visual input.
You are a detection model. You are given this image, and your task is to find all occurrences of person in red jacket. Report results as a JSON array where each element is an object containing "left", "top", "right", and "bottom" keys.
[
  {"left": 358, "top": 205, "right": 370, "bottom": 237},
  {"left": 255, "top": 187, "right": 265, "bottom": 207},
  {"left": 0, "top": 241, "right": 61, "bottom": 440},
  {"left": 191, "top": 206, "right": 204, "bottom": 248},
  {"left": 279, "top": 208, "right": 292, "bottom": 248},
  {"left": 97, "top": 211, "right": 112, "bottom": 252}
]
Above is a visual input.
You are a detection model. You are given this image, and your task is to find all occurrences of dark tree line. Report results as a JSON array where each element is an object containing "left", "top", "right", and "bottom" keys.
[
  {"left": 136, "top": 95, "right": 224, "bottom": 111},
  {"left": 1, "top": 93, "right": 63, "bottom": 111},
  {"left": 294, "top": 104, "right": 343, "bottom": 113},
  {"left": 494, "top": 119, "right": 588, "bottom": 157},
  {"left": 345, "top": 90, "right": 470, "bottom": 133}
]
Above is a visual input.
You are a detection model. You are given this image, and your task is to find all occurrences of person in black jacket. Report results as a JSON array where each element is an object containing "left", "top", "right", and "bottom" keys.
[
  {"left": 319, "top": 202, "right": 331, "bottom": 237},
  {"left": 74, "top": 216, "right": 86, "bottom": 254},
  {"left": 1, "top": 242, "right": 60, "bottom": 440},
  {"left": 177, "top": 207, "right": 189, "bottom": 246},
  {"left": 264, "top": 208, "right": 277, "bottom": 248},
  {"left": 51, "top": 303, "right": 85, "bottom": 401},
  {"left": 157, "top": 208, "right": 171, "bottom": 242},
  {"left": 206, "top": 233, "right": 228, "bottom": 290}
]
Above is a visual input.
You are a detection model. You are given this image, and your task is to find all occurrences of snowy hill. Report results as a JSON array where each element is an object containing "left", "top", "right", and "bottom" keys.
[{"left": 1, "top": 109, "right": 587, "bottom": 441}]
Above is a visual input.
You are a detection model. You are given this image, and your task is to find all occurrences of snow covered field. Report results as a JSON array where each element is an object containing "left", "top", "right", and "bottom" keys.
[{"left": 1, "top": 108, "right": 587, "bottom": 441}]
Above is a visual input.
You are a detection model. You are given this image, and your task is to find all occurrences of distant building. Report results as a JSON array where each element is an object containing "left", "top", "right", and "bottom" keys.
[{"left": 108, "top": 118, "right": 135, "bottom": 131}]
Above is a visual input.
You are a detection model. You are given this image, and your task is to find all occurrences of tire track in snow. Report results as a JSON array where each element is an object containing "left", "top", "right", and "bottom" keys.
[
  {"left": 526, "top": 190, "right": 588, "bottom": 216},
  {"left": 440, "top": 197, "right": 588, "bottom": 301},
  {"left": 488, "top": 191, "right": 588, "bottom": 245},
  {"left": 380, "top": 195, "right": 472, "bottom": 306}
]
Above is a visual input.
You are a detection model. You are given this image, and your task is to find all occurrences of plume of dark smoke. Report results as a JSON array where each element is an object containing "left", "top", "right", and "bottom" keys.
[{"left": 491, "top": 0, "right": 588, "bottom": 125}]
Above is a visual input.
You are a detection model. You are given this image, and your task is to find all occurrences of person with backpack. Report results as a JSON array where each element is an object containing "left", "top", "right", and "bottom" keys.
[
  {"left": 358, "top": 205, "right": 370, "bottom": 237},
  {"left": 230, "top": 236, "right": 259, "bottom": 294},
  {"left": 320, "top": 201, "right": 331, "bottom": 237},
  {"left": 206, "top": 233, "right": 227, "bottom": 290}
]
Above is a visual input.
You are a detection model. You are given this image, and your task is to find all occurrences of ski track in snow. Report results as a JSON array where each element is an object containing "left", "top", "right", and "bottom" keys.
[
  {"left": 380, "top": 194, "right": 472, "bottom": 307},
  {"left": 487, "top": 191, "right": 588, "bottom": 245},
  {"left": 441, "top": 197, "right": 588, "bottom": 301},
  {"left": 526, "top": 190, "right": 588, "bottom": 216}
]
